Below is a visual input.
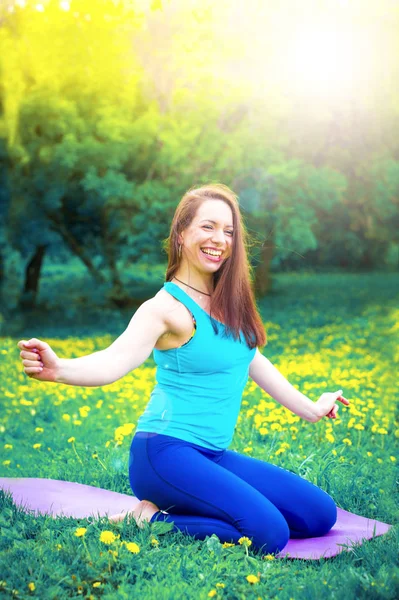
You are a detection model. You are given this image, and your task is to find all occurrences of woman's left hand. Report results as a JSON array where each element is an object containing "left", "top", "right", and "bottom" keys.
[{"left": 314, "top": 390, "right": 350, "bottom": 422}]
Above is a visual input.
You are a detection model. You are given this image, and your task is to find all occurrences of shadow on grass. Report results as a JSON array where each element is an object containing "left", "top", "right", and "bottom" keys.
[{"left": 1, "top": 268, "right": 398, "bottom": 340}]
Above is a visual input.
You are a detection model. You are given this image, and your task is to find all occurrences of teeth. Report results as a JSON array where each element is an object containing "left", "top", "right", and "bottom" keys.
[{"left": 201, "top": 248, "right": 221, "bottom": 256}]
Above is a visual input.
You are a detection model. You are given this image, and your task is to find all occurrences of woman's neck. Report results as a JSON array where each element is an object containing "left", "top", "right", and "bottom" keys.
[{"left": 173, "top": 269, "right": 214, "bottom": 296}]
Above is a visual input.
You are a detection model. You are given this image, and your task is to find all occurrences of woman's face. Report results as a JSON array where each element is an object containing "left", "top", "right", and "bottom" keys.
[{"left": 179, "top": 199, "right": 234, "bottom": 274}]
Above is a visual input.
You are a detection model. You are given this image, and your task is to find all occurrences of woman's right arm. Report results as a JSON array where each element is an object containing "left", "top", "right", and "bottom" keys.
[{"left": 18, "top": 298, "right": 169, "bottom": 387}]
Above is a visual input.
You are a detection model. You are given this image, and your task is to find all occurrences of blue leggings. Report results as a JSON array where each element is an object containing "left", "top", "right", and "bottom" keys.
[{"left": 129, "top": 431, "right": 337, "bottom": 555}]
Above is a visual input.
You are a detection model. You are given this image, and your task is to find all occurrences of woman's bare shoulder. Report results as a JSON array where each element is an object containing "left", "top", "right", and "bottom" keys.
[{"left": 143, "top": 289, "right": 184, "bottom": 328}]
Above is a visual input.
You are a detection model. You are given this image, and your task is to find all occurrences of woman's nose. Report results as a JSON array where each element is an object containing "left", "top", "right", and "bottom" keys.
[{"left": 211, "top": 229, "right": 225, "bottom": 244}]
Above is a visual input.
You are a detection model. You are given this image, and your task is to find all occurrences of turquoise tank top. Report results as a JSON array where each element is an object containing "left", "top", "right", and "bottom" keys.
[{"left": 135, "top": 282, "right": 257, "bottom": 450}]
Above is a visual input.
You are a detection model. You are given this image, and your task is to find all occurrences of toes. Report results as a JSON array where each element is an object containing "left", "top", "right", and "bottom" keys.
[{"left": 109, "top": 511, "right": 128, "bottom": 523}]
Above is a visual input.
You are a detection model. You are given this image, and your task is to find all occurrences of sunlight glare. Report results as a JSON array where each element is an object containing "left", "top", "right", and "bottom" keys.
[
  {"left": 296, "top": 29, "right": 353, "bottom": 86},
  {"left": 278, "top": 22, "right": 373, "bottom": 102}
]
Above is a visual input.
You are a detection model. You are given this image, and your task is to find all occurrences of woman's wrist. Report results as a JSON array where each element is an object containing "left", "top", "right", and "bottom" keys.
[
  {"left": 310, "top": 402, "right": 322, "bottom": 423},
  {"left": 54, "top": 358, "right": 67, "bottom": 384}
]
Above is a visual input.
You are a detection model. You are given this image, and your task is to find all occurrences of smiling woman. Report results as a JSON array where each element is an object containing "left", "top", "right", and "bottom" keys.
[
  {"left": 16, "top": 182, "right": 353, "bottom": 557},
  {"left": 164, "top": 184, "right": 266, "bottom": 346}
]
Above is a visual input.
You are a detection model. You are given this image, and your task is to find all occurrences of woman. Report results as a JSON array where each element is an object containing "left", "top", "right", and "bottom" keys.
[{"left": 17, "top": 183, "right": 349, "bottom": 556}]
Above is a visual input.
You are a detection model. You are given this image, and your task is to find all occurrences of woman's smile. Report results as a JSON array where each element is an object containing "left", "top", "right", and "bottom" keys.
[{"left": 200, "top": 247, "right": 223, "bottom": 262}]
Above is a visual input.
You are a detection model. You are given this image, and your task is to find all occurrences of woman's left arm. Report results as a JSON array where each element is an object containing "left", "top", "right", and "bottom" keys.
[{"left": 248, "top": 349, "right": 348, "bottom": 423}]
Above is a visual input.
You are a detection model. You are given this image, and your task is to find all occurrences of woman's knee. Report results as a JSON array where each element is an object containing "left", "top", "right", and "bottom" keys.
[
  {"left": 311, "top": 493, "right": 337, "bottom": 536},
  {"left": 252, "top": 513, "right": 290, "bottom": 555}
]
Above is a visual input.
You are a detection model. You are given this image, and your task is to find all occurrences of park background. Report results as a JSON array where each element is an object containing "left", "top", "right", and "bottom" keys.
[{"left": 0, "top": 1, "right": 398, "bottom": 599}]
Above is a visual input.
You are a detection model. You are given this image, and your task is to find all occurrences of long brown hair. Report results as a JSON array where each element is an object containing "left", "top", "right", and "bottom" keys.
[{"left": 164, "top": 184, "right": 267, "bottom": 349}]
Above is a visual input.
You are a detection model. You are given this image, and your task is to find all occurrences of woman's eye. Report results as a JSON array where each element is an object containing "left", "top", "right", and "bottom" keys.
[{"left": 202, "top": 225, "right": 233, "bottom": 236}]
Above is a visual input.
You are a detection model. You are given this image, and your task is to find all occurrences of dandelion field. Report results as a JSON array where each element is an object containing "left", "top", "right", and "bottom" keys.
[{"left": 0, "top": 271, "right": 398, "bottom": 599}]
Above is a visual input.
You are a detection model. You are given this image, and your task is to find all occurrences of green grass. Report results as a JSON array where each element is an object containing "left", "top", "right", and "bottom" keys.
[{"left": 0, "top": 270, "right": 398, "bottom": 599}]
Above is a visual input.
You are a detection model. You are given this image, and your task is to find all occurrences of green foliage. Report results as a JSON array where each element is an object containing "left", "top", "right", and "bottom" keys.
[{"left": 0, "top": 0, "right": 398, "bottom": 307}]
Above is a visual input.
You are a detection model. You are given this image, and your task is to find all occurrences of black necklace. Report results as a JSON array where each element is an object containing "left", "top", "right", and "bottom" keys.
[{"left": 173, "top": 277, "right": 212, "bottom": 297}]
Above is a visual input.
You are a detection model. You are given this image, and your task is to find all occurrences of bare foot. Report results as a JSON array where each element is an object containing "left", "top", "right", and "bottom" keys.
[{"left": 109, "top": 499, "right": 160, "bottom": 528}]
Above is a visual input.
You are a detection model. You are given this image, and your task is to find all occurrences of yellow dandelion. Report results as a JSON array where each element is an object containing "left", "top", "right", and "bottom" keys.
[
  {"left": 271, "top": 423, "right": 282, "bottom": 431},
  {"left": 151, "top": 538, "right": 159, "bottom": 546},
  {"left": 28, "top": 582, "right": 35, "bottom": 591},
  {"left": 114, "top": 423, "right": 136, "bottom": 441},
  {"left": 259, "top": 428, "right": 268, "bottom": 435},
  {"left": 367, "top": 452, "right": 373, "bottom": 457},
  {"left": 74, "top": 527, "right": 87, "bottom": 537},
  {"left": 332, "top": 449, "right": 337, "bottom": 456},
  {"left": 263, "top": 554, "right": 275, "bottom": 560},
  {"left": 100, "top": 531, "right": 117, "bottom": 545},
  {"left": 62, "top": 414, "right": 71, "bottom": 422},
  {"left": 238, "top": 536, "right": 252, "bottom": 547},
  {"left": 215, "top": 583, "right": 225, "bottom": 588},
  {"left": 56, "top": 544, "right": 62, "bottom": 550},
  {"left": 377, "top": 428, "right": 388, "bottom": 435},
  {"left": 208, "top": 591, "right": 217, "bottom": 598},
  {"left": 354, "top": 424, "right": 364, "bottom": 430},
  {"left": 35, "top": 427, "right": 44, "bottom": 433},
  {"left": 4, "top": 444, "right": 12, "bottom": 449},
  {"left": 377, "top": 458, "right": 383, "bottom": 464},
  {"left": 32, "top": 443, "right": 41, "bottom": 449},
  {"left": 67, "top": 437, "right": 75, "bottom": 443},
  {"left": 73, "top": 420, "right": 82, "bottom": 426},
  {"left": 342, "top": 438, "right": 352, "bottom": 445},
  {"left": 246, "top": 574, "right": 260, "bottom": 584},
  {"left": 222, "top": 542, "right": 235, "bottom": 548},
  {"left": 125, "top": 542, "right": 140, "bottom": 554},
  {"left": 96, "top": 400, "right": 103, "bottom": 408},
  {"left": 93, "top": 582, "right": 101, "bottom": 588},
  {"left": 326, "top": 433, "right": 335, "bottom": 444},
  {"left": 390, "top": 456, "right": 397, "bottom": 462},
  {"left": 243, "top": 447, "right": 253, "bottom": 454}
]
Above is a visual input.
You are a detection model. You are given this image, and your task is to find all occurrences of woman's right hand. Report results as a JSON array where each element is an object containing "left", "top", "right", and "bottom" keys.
[
  {"left": 17, "top": 338, "right": 60, "bottom": 382},
  {"left": 314, "top": 389, "right": 350, "bottom": 422}
]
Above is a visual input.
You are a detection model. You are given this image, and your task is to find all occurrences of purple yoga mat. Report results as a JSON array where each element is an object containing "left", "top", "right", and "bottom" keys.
[{"left": 0, "top": 477, "right": 392, "bottom": 560}]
